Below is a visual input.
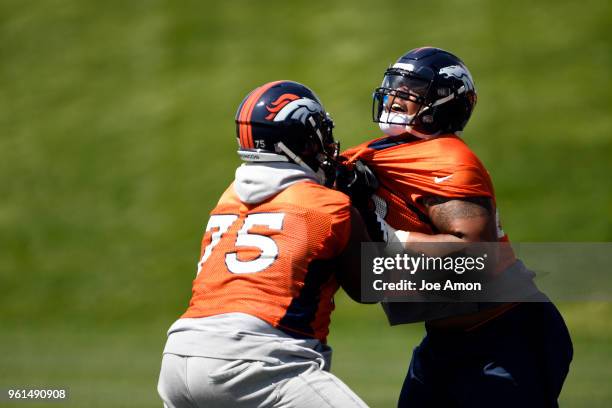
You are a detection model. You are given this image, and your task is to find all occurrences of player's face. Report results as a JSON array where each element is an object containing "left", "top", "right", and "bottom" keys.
[
  {"left": 377, "top": 72, "right": 435, "bottom": 138},
  {"left": 385, "top": 87, "right": 421, "bottom": 116}
]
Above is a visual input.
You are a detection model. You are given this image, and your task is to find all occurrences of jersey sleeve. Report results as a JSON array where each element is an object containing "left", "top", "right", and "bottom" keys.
[
  {"left": 343, "top": 135, "right": 495, "bottom": 201},
  {"left": 425, "top": 164, "right": 494, "bottom": 199},
  {"left": 433, "top": 137, "right": 495, "bottom": 198}
]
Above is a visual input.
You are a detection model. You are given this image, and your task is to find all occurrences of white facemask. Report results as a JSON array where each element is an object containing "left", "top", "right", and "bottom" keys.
[
  {"left": 378, "top": 111, "right": 414, "bottom": 136},
  {"left": 378, "top": 110, "right": 438, "bottom": 139}
]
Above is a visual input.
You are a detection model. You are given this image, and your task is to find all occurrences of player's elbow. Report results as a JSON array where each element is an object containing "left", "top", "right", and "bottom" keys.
[
  {"left": 449, "top": 228, "right": 495, "bottom": 242},
  {"left": 445, "top": 217, "right": 497, "bottom": 242}
]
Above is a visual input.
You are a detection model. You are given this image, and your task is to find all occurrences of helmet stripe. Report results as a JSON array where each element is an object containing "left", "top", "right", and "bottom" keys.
[
  {"left": 238, "top": 91, "right": 255, "bottom": 148},
  {"left": 240, "top": 80, "right": 284, "bottom": 149},
  {"left": 242, "top": 92, "right": 258, "bottom": 148},
  {"left": 236, "top": 97, "right": 249, "bottom": 148}
]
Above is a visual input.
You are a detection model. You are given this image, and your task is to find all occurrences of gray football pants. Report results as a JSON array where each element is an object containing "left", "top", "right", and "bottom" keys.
[{"left": 158, "top": 353, "right": 369, "bottom": 408}]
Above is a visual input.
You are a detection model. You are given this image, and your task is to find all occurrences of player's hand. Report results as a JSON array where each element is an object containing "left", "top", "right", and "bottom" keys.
[{"left": 335, "top": 160, "right": 379, "bottom": 209}]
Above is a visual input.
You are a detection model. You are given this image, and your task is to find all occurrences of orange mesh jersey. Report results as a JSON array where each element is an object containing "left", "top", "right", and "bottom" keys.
[
  {"left": 182, "top": 181, "right": 351, "bottom": 343},
  {"left": 342, "top": 134, "right": 515, "bottom": 267}
]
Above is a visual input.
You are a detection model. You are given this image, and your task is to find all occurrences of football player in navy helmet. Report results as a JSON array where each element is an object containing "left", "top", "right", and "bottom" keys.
[
  {"left": 372, "top": 47, "right": 477, "bottom": 138},
  {"left": 338, "top": 47, "right": 573, "bottom": 408},
  {"left": 235, "top": 80, "right": 339, "bottom": 186},
  {"left": 158, "top": 80, "right": 374, "bottom": 408}
]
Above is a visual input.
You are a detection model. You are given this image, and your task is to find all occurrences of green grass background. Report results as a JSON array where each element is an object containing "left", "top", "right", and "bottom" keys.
[{"left": 1, "top": 0, "right": 611, "bottom": 406}]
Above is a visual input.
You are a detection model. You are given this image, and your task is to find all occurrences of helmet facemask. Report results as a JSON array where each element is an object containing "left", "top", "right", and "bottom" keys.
[
  {"left": 373, "top": 68, "right": 437, "bottom": 138},
  {"left": 280, "top": 112, "right": 339, "bottom": 187},
  {"left": 314, "top": 113, "right": 340, "bottom": 187}
]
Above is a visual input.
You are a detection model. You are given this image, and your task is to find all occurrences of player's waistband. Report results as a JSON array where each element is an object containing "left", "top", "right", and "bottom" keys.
[{"left": 163, "top": 313, "right": 332, "bottom": 369}]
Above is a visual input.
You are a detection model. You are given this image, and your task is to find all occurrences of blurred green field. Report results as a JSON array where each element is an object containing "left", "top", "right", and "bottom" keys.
[{"left": 1, "top": 0, "right": 611, "bottom": 406}]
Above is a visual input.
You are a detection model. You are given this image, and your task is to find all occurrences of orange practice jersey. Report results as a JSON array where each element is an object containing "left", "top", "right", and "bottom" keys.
[
  {"left": 183, "top": 181, "right": 351, "bottom": 343},
  {"left": 342, "top": 134, "right": 515, "bottom": 267}
]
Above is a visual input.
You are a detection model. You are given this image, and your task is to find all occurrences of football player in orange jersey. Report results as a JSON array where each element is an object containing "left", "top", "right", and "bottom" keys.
[
  {"left": 338, "top": 48, "right": 573, "bottom": 407},
  {"left": 157, "top": 81, "right": 372, "bottom": 408}
]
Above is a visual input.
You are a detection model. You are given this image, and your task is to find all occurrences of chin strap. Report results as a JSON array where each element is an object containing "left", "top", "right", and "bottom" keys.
[{"left": 276, "top": 142, "right": 326, "bottom": 185}]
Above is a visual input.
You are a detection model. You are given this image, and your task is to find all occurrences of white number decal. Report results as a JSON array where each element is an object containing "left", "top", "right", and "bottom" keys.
[
  {"left": 254, "top": 139, "right": 266, "bottom": 148},
  {"left": 197, "top": 214, "right": 238, "bottom": 275},
  {"left": 225, "top": 213, "right": 285, "bottom": 274},
  {"left": 196, "top": 213, "right": 285, "bottom": 275}
]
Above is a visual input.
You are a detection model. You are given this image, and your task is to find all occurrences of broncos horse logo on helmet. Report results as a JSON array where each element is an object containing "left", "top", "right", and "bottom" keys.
[
  {"left": 235, "top": 81, "right": 338, "bottom": 186},
  {"left": 271, "top": 98, "right": 326, "bottom": 125},
  {"left": 264, "top": 93, "right": 301, "bottom": 120}
]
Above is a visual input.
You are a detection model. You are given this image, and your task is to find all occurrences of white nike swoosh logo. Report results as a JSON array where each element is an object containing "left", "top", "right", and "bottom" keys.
[{"left": 434, "top": 175, "right": 453, "bottom": 183}]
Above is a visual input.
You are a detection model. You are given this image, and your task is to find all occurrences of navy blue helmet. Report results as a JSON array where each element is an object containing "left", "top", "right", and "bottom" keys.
[
  {"left": 235, "top": 80, "right": 338, "bottom": 185},
  {"left": 373, "top": 47, "right": 477, "bottom": 137}
]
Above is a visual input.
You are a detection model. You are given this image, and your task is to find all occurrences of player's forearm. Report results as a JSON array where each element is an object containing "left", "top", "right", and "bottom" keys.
[
  {"left": 401, "top": 231, "right": 469, "bottom": 257},
  {"left": 405, "top": 231, "right": 464, "bottom": 243},
  {"left": 382, "top": 222, "right": 468, "bottom": 257}
]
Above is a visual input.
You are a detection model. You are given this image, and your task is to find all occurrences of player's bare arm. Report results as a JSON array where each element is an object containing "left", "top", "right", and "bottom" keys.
[
  {"left": 422, "top": 196, "right": 497, "bottom": 241},
  {"left": 392, "top": 196, "right": 496, "bottom": 257}
]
